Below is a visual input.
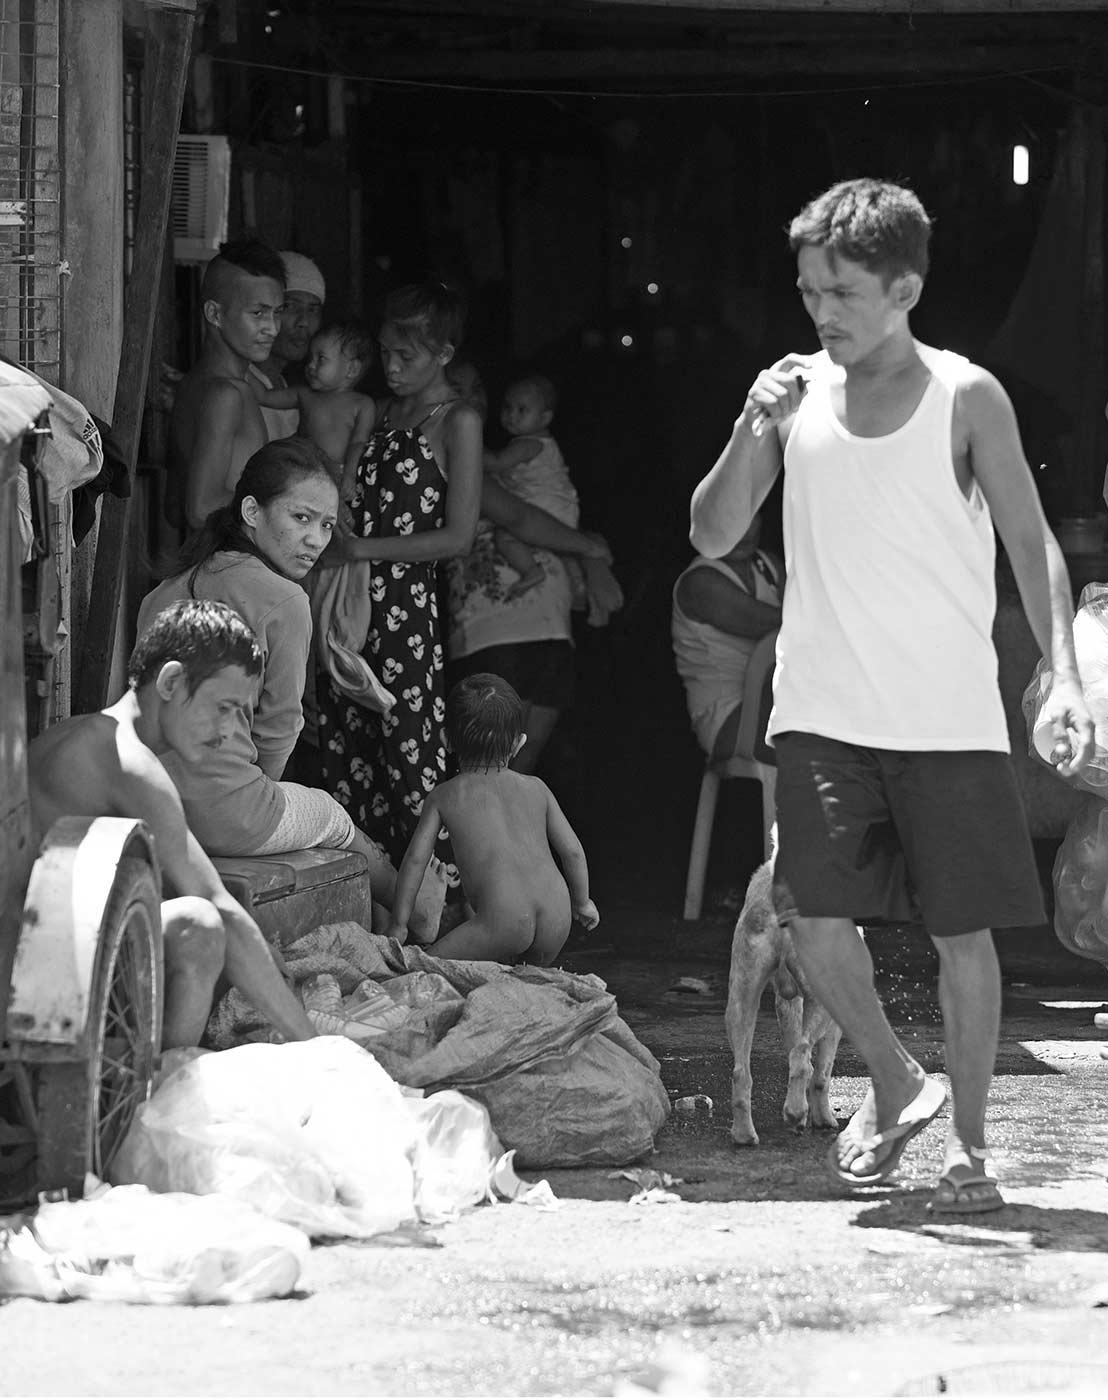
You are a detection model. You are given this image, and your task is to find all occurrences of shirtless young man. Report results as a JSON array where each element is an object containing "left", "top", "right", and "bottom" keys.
[
  {"left": 169, "top": 239, "right": 286, "bottom": 530},
  {"left": 28, "top": 599, "right": 317, "bottom": 1050},
  {"left": 383, "top": 673, "right": 599, "bottom": 965},
  {"left": 690, "top": 178, "right": 1092, "bottom": 1213}
]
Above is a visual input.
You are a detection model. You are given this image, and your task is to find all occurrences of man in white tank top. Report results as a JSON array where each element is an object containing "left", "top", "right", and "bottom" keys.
[{"left": 689, "top": 178, "right": 1093, "bottom": 1214}]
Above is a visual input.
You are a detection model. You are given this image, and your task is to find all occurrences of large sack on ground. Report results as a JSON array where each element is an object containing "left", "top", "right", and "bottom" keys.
[{"left": 208, "top": 924, "right": 670, "bottom": 1168}]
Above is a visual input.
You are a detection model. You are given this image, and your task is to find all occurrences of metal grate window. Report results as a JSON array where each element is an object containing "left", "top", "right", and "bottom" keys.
[{"left": 0, "top": 0, "right": 61, "bottom": 383}]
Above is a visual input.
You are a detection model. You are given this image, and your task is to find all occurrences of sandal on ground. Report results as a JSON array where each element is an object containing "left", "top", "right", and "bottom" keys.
[
  {"left": 927, "top": 1148, "right": 1005, "bottom": 1214},
  {"left": 827, "top": 1076, "right": 947, "bottom": 1189}
]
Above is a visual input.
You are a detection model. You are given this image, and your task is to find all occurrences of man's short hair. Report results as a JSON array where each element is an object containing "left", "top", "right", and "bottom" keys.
[
  {"left": 200, "top": 238, "right": 287, "bottom": 305},
  {"left": 128, "top": 599, "right": 263, "bottom": 696},
  {"left": 511, "top": 374, "right": 558, "bottom": 415},
  {"left": 788, "top": 179, "right": 931, "bottom": 284},
  {"left": 445, "top": 673, "right": 524, "bottom": 770}
]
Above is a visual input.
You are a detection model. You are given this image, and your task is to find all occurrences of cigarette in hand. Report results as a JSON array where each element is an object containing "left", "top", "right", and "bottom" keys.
[{"left": 752, "top": 371, "right": 809, "bottom": 437}]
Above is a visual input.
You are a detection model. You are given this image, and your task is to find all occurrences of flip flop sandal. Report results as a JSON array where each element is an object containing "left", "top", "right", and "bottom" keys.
[
  {"left": 927, "top": 1146, "right": 1005, "bottom": 1214},
  {"left": 827, "top": 1076, "right": 947, "bottom": 1189},
  {"left": 927, "top": 1173, "right": 1005, "bottom": 1214}
]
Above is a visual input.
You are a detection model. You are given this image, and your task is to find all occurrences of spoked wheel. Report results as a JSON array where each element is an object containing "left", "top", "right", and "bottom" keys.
[
  {"left": 35, "top": 857, "right": 163, "bottom": 1198},
  {"left": 0, "top": 1063, "right": 38, "bottom": 1208}
]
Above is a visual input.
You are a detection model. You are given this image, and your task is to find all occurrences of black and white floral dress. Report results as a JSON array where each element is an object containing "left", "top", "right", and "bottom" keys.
[{"left": 317, "top": 402, "right": 455, "bottom": 874}]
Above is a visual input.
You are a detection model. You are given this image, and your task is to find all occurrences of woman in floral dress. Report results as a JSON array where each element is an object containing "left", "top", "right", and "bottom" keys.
[
  {"left": 317, "top": 284, "right": 482, "bottom": 872},
  {"left": 319, "top": 285, "right": 618, "bottom": 887}
]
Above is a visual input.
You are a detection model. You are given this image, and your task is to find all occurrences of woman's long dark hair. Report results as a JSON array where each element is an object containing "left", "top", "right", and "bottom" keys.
[{"left": 171, "top": 436, "right": 334, "bottom": 594}]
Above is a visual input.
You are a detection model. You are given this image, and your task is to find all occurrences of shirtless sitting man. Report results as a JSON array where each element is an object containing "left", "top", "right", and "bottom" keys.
[
  {"left": 28, "top": 598, "right": 317, "bottom": 1050},
  {"left": 168, "top": 238, "right": 286, "bottom": 531}
]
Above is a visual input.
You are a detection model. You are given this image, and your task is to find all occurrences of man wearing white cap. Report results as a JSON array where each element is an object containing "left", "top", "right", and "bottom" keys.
[{"left": 249, "top": 251, "right": 326, "bottom": 441}]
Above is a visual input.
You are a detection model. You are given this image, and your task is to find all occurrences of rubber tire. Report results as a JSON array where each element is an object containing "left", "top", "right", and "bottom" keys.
[{"left": 35, "top": 856, "right": 163, "bottom": 1199}]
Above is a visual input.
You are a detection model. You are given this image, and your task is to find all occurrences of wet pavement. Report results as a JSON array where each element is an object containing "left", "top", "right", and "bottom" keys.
[{"left": 5, "top": 901, "right": 1108, "bottom": 1397}]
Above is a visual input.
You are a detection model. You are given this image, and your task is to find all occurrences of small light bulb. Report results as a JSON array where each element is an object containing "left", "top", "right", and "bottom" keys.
[
  {"left": 620, "top": 236, "right": 632, "bottom": 249},
  {"left": 646, "top": 282, "right": 659, "bottom": 295},
  {"left": 620, "top": 333, "right": 634, "bottom": 348},
  {"left": 1013, "top": 144, "right": 1029, "bottom": 186}
]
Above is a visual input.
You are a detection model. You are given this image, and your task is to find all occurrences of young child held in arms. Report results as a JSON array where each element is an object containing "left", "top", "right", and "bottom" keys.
[
  {"left": 251, "top": 320, "right": 375, "bottom": 499},
  {"left": 383, "top": 673, "right": 599, "bottom": 964},
  {"left": 483, "top": 375, "right": 585, "bottom": 601}
]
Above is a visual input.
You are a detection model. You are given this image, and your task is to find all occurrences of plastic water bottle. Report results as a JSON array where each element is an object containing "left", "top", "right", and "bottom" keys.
[{"left": 301, "top": 973, "right": 343, "bottom": 1016}]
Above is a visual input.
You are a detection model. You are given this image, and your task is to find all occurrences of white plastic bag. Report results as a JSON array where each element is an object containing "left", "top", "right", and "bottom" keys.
[
  {"left": 111, "top": 1038, "right": 420, "bottom": 1240},
  {"left": 1050, "top": 792, "right": 1108, "bottom": 962},
  {"left": 0, "top": 1182, "right": 309, "bottom": 1304},
  {"left": 409, "top": 1091, "right": 502, "bottom": 1223},
  {"left": 1024, "top": 581, "right": 1108, "bottom": 792}
]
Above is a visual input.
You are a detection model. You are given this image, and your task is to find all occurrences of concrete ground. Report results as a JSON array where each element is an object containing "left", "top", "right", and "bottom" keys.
[{"left": 4, "top": 900, "right": 1108, "bottom": 1399}]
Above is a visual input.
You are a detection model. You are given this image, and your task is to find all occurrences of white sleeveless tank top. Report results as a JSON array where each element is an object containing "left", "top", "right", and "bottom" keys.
[
  {"left": 672, "top": 552, "right": 781, "bottom": 755},
  {"left": 769, "top": 345, "right": 1008, "bottom": 751}
]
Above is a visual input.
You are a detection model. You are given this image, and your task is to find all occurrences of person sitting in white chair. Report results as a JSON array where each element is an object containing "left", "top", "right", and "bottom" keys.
[
  {"left": 673, "top": 514, "right": 784, "bottom": 920},
  {"left": 672, "top": 513, "right": 783, "bottom": 762}
]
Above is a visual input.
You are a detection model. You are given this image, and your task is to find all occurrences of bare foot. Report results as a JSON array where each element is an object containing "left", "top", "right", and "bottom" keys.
[
  {"left": 832, "top": 1067, "right": 933, "bottom": 1180},
  {"left": 505, "top": 568, "right": 544, "bottom": 600}
]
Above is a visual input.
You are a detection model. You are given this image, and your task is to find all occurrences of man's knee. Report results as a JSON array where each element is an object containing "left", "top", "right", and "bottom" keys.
[
  {"left": 931, "top": 927, "right": 997, "bottom": 967},
  {"left": 787, "top": 913, "right": 857, "bottom": 946},
  {"left": 162, "top": 896, "right": 227, "bottom": 981}
]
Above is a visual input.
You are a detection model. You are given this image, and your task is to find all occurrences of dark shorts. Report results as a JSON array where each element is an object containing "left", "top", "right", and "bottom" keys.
[
  {"left": 449, "top": 640, "right": 575, "bottom": 712},
  {"left": 771, "top": 731, "right": 1045, "bottom": 938}
]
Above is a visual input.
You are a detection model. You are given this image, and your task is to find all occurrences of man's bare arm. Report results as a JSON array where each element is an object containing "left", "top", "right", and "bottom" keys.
[
  {"left": 115, "top": 753, "right": 315, "bottom": 1041},
  {"left": 960, "top": 366, "right": 1093, "bottom": 776},
  {"left": 183, "top": 379, "right": 246, "bottom": 529},
  {"left": 689, "top": 354, "right": 812, "bottom": 557},
  {"left": 675, "top": 569, "right": 782, "bottom": 639}
]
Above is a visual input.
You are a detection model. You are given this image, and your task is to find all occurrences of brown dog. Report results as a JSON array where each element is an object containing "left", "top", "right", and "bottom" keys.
[{"left": 726, "top": 860, "right": 843, "bottom": 1145}]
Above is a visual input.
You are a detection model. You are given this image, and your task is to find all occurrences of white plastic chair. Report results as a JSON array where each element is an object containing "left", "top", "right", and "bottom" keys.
[{"left": 682, "top": 628, "right": 779, "bottom": 920}]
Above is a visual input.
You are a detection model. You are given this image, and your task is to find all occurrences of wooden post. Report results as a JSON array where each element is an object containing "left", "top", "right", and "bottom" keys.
[{"left": 71, "top": 4, "right": 195, "bottom": 713}]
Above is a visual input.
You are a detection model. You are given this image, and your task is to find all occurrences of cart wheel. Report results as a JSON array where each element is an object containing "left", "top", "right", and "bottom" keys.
[{"left": 35, "top": 857, "right": 163, "bottom": 1198}]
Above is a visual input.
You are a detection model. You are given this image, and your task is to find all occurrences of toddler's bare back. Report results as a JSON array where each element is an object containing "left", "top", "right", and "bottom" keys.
[{"left": 436, "top": 769, "right": 568, "bottom": 919}]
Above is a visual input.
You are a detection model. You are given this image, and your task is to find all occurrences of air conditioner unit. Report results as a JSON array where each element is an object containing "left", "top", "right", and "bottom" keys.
[{"left": 171, "top": 134, "right": 230, "bottom": 264}]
